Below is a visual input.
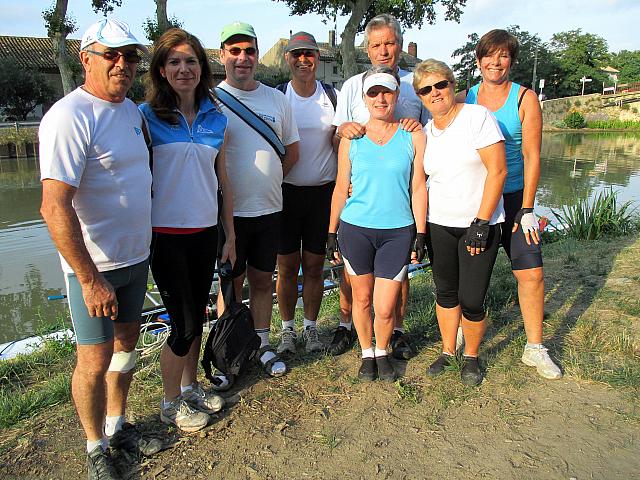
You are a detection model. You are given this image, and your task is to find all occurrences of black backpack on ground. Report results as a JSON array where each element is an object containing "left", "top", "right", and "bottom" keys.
[
  {"left": 275, "top": 81, "right": 338, "bottom": 111},
  {"left": 201, "top": 263, "right": 260, "bottom": 380}
]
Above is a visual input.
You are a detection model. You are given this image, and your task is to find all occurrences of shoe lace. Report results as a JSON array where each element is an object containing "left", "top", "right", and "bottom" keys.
[
  {"left": 279, "top": 328, "right": 297, "bottom": 343},
  {"left": 91, "top": 450, "right": 116, "bottom": 478},
  {"left": 177, "top": 399, "right": 198, "bottom": 415},
  {"left": 304, "top": 326, "right": 319, "bottom": 343}
]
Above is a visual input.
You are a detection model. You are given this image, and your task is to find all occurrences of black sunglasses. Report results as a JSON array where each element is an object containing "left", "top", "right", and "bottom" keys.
[
  {"left": 86, "top": 49, "right": 142, "bottom": 64},
  {"left": 224, "top": 46, "right": 257, "bottom": 56},
  {"left": 416, "top": 80, "right": 450, "bottom": 96},
  {"left": 290, "top": 50, "right": 316, "bottom": 59}
]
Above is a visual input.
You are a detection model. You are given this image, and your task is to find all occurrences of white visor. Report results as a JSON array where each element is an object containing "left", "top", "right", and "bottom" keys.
[{"left": 363, "top": 73, "right": 398, "bottom": 94}]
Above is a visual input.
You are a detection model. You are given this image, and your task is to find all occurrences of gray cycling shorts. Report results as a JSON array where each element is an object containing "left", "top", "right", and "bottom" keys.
[{"left": 65, "top": 259, "right": 149, "bottom": 345}]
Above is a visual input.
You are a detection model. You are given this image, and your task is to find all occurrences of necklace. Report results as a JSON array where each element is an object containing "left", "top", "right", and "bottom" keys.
[
  {"left": 369, "top": 124, "right": 395, "bottom": 145},
  {"left": 430, "top": 104, "right": 461, "bottom": 137}
]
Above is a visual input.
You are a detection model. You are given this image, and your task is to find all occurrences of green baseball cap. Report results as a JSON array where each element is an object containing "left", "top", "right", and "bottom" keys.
[{"left": 220, "top": 21, "right": 257, "bottom": 44}]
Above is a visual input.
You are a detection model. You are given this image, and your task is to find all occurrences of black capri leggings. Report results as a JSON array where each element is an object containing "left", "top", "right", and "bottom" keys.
[{"left": 429, "top": 222, "right": 501, "bottom": 321}]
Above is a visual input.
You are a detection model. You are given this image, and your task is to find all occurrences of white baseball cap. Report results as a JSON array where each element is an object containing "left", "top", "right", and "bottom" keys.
[
  {"left": 363, "top": 72, "right": 399, "bottom": 94},
  {"left": 81, "top": 18, "right": 148, "bottom": 53}
]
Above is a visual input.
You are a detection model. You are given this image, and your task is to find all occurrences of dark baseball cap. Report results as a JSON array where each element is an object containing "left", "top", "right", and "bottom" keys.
[{"left": 285, "top": 31, "right": 319, "bottom": 52}]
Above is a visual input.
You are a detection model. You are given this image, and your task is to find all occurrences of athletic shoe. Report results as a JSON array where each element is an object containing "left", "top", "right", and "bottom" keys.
[
  {"left": 87, "top": 446, "right": 121, "bottom": 480},
  {"left": 455, "top": 326, "right": 465, "bottom": 353},
  {"left": 461, "top": 356, "right": 483, "bottom": 386},
  {"left": 521, "top": 344, "right": 563, "bottom": 380},
  {"left": 302, "top": 325, "right": 324, "bottom": 352},
  {"left": 109, "top": 422, "right": 162, "bottom": 458},
  {"left": 182, "top": 382, "right": 225, "bottom": 414},
  {"left": 358, "top": 357, "right": 377, "bottom": 381},
  {"left": 277, "top": 327, "right": 297, "bottom": 354},
  {"left": 390, "top": 330, "right": 415, "bottom": 360},
  {"left": 427, "top": 354, "right": 454, "bottom": 377},
  {"left": 376, "top": 355, "right": 396, "bottom": 382},
  {"left": 160, "top": 398, "right": 209, "bottom": 432},
  {"left": 327, "top": 326, "right": 356, "bottom": 356}
]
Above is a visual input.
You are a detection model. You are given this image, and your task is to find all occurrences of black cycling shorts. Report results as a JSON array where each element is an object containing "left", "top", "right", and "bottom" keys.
[
  {"left": 279, "top": 182, "right": 334, "bottom": 256},
  {"left": 232, "top": 212, "right": 282, "bottom": 277},
  {"left": 502, "top": 190, "right": 543, "bottom": 271}
]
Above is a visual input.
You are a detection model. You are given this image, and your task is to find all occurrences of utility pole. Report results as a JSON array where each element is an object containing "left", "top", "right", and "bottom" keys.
[{"left": 531, "top": 46, "right": 538, "bottom": 93}]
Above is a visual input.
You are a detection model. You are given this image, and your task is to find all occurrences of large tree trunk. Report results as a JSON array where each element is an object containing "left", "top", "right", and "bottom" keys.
[
  {"left": 50, "top": 0, "right": 75, "bottom": 96},
  {"left": 155, "top": 0, "right": 170, "bottom": 33},
  {"left": 340, "top": 0, "right": 373, "bottom": 79}
]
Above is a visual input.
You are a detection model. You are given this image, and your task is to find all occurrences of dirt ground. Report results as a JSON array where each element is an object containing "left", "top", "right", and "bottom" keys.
[{"left": 1, "top": 235, "right": 639, "bottom": 480}]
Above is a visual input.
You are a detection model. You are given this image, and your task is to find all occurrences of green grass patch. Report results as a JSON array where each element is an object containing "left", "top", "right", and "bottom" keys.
[{"left": 585, "top": 119, "right": 640, "bottom": 130}]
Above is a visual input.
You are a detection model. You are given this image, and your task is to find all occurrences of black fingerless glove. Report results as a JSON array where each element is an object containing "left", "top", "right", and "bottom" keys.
[
  {"left": 465, "top": 218, "right": 490, "bottom": 250},
  {"left": 513, "top": 207, "right": 534, "bottom": 225},
  {"left": 326, "top": 233, "right": 339, "bottom": 261},
  {"left": 413, "top": 233, "right": 427, "bottom": 263}
]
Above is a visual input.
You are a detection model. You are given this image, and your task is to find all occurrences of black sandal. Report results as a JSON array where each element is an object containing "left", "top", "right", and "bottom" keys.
[{"left": 257, "top": 346, "right": 287, "bottom": 377}]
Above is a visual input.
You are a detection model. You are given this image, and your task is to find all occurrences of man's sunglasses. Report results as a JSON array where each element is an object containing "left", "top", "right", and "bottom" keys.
[
  {"left": 224, "top": 47, "right": 257, "bottom": 56},
  {"left": 416, "top": 80, "right": 450, "bottom": 96},
  {"left": 290, "top": 50, "right": 316, "bottom": 59},
  {"left": 85, "top": 49, "right": 142, "bottom": 64}
]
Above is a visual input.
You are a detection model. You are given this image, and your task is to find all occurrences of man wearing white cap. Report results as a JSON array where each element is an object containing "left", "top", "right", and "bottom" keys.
[
  {"left": 330, "top": 13, "right": 429, "bottom": 360},
  {"left": 39, "top": 18, "right": 152, "bottom": 480}
]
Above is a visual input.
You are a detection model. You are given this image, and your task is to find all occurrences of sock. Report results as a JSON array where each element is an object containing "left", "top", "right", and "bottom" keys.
[
  {"left": 393, "top": 327, "right": 405, "bottom": 334},
  {"left": 374, "top": 347, "right": 387, "bottom": 358},
  {"left": 104, "top": 415, "right": 125, "bottom": 437},
  {"left": 180, "top": 383, "right": 195, "bottom": 394},
  {"left": 303, "top": 318, "right": 316, "bottom": 330},
  {"left": 281, "top": 320, "right": 295, "bottom": 330},
  {"left": 87, "top": 438, "right": 107, "bottom": 453},
  {"left": 255, "top": 328, "right": 271, "bottom": 348},
  {"left": 526, "top": 342, "right": 543, "bottom": 350},
  {"left": 259, "top": 349, "right": 286, "bottom": 375},
  {"left": 339, "top": 321, "right": 352, "bottom": 331},
  {"left": 162, "top": 397, "right": 178, "bottom": 409},
  {"left": 442, "top": 351, "right": 455, "bottom": 357},
  {"left": 361, "top": 347, "right": 374, "bottom": 359}
]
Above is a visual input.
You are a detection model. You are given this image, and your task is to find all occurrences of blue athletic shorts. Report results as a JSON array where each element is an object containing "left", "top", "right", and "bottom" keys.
[
  {"left": 338, "top": 220, "right": 414, "bottom": 281},
  {"left": 65, "top": 259, "right": 149, "bottom": 345}
]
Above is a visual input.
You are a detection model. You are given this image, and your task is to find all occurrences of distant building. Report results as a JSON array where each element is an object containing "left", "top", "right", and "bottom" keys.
[
  {"left": 0, "top": 35, "right": 226, "bottom": 118},
  {"left": 260, "top": 30, "right": 422, "bottom": 88}
]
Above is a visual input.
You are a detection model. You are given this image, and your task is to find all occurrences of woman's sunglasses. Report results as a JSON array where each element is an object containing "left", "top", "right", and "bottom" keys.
[
  {"left": 224, "top": 47, "right": 257, "bottom": 56},
  {"left": 416, "top": 80, "right": 450, "bottom": 96}
]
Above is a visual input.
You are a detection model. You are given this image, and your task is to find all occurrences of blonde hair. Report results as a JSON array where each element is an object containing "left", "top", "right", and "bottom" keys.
[{"left": 412, "top": 59, "right": 456, "bottom": 92}]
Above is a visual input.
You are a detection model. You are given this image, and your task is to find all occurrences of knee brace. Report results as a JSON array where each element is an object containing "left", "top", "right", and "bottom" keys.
[{"left": 107, "top": 350, "right": 137, "bottom": 373}]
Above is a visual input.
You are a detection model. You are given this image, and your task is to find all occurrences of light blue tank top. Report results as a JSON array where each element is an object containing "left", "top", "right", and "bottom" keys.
[
  {"left": 466, "top": 82, "right": 524, "bottom": 193},
  {"left": 340, "top": 128, "right": 414, "bottom": 229}
]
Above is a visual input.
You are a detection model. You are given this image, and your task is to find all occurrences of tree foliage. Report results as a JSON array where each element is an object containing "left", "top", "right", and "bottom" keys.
[
  {"left": 275, "top": 0, "right": 467, "bottom": 79},
  {"left": 143, "top": 0, "right": 183, "bottom": 42},
  {"left": 451, "top": 32, "right": 479, "bottom": 91},
  {"left": 0, "top": 60, "right": 55, "bottom": 120},
  {"left": 610, "top": 50, "right": 640, "bottom": 84}
]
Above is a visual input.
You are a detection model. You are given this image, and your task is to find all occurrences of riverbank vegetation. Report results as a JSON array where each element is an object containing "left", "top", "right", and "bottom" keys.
[{"left": 0, "top": 127, "right": 37, "bottom": 147}]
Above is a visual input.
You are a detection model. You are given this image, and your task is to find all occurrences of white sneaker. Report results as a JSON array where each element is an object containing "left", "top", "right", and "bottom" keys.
[
  {"left": 455, "top": 326, "right": 464, "bottom": 353},
  {"left": 521, "top": 345, "right": 563, "bottom": 380},
  {"left": 277, "top": 327, "right": 297, "bottom": 354},
  {"left": 160, "top": 398, "right": 209, "bottom": 432},
  {"left": 182, "top": 383, "right": 225, "bottom": 414},
  {"left": 303, "top": 325, "right": 323, "bottom": 352}
]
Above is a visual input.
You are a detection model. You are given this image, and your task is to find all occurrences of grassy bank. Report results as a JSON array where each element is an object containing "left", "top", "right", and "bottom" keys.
[
  {"left": 1, "top": 232, "right": 638, "bottom": 437},
  {"left": 0, "top": 127, "right": 37, "bottom": 146}
]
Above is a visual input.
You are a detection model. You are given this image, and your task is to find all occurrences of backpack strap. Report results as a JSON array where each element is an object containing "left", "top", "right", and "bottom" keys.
[
  {"left": 275, "top": 82, "right": 288, "bottom": 94},
  {"left": 214, "top": 86, "right": 286, "bottom": 159},
  {"left": 518, "top": 87, "right": 529, "bottom": 110},
  {"left": 321, "top": 82, "right": 338, "bottom": 111},
  {"left": 139, "top": 111, "right": 154, "bottom": 197}
]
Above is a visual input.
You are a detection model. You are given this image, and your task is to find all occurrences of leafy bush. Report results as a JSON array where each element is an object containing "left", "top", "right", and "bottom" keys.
[
  {"left": 551, "top": 189, "right": 637, "bottom": 240},
  {"left": 564, "top": 111, "right": 586, "bottom": 129}
]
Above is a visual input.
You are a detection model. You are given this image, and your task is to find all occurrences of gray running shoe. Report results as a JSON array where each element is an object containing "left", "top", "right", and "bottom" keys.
[
  {"left": 182, "top": 382, "right": 225, "bottom": 414},
  {"left": 87, "top": 446, "right": 120, "bottom": 480},
  {"left": 302, "top": 325, "right": 323, "bottom": 352},
  {"left": 160, "top": 398, "right": 209, "bottom": 432},
  {"left": 277, "top": 327, "right": 297, "bottom": 354},
  {"left": 521, "top": 344, "right": 563, "bottom": 379}
]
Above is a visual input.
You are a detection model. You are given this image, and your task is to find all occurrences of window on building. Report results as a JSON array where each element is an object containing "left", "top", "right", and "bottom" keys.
[{"left": 333, "top": 65, "right": 339, "bottom": 75}]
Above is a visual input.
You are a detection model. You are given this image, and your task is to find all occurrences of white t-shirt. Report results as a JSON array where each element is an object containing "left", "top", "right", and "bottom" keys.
[
  {"left": 283, "top": 81, "right": 337, "bottom": 186},
  {"left": 218, "top": 81, "right": 300, "bottom": 217},
  {"left": 39, "top": 87, "right": 152, "bottom": 273},
  {"left": 333, "top": 69, "right": 430, "bottom": 127},
  {"left": 424, "top": 104, "right": 506, "bottom": 228}
]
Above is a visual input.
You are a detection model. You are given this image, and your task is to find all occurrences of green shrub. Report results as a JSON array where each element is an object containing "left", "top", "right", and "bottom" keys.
[
  {"left": 573, "top": 99, "right": 582, "bottom": 107},
  {"left": 564, "top": 111, "right": 586, "bottom": 129},
  {"left": 551, "top": 189, "right": 637, "bottom": 240}
]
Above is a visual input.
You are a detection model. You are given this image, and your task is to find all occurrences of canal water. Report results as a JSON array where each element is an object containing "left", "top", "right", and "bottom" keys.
[{"left": 1, "top": 132, "right": 639, "bottom": 344}]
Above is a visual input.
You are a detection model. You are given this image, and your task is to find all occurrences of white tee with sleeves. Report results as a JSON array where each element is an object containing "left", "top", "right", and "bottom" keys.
[
  {"left": 282, "top": 80, "right": 337, "bottom": 186},
  {"left": 218, "top": 81, "right": 300, "bottom": 217},
  {"left": 39, "top": 87, "right": 152, "bottom": 274},
  {"left": 333, "top": 69, "right": 430, "bottom": 127},
  {"left": 424, "top": 104, "right": 506, "bottom": 228}
]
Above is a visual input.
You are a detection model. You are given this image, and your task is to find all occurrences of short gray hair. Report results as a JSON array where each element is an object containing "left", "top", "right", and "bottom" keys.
[
  {"left": 365, "top": 14, "right": 403, "bottom": 47},
  {"left": 413, "top": 59, "right": 456, "bottom": 91}
]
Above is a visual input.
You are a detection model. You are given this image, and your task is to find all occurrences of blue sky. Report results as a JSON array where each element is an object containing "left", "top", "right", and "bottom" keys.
[{"left": 1, "top": 0, "right": 638, "bottom": 65}]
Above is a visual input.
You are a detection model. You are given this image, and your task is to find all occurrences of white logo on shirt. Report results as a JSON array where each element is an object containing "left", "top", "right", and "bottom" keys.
[{"left": 196, "top": 124, "right": 214, "bottom": 135}]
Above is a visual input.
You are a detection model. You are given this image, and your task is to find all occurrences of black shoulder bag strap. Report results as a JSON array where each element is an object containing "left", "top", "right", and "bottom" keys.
[
  {"left": 518, "top": 87, "right": 530, "bottom": 110},
  {"left": 214, "top": 86, "right": 286, "bottom": 159}
]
